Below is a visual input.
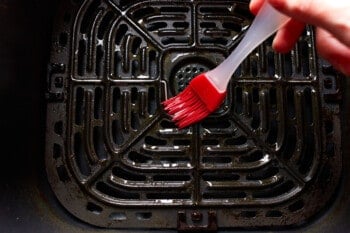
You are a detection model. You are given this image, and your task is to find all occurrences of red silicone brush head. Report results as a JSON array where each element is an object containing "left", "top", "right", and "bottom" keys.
[{"left": 162, "top": 73, "right": 226, "bottom": 128}]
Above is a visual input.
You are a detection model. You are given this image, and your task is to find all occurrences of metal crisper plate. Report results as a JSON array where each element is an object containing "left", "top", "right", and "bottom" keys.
[{"left": 45, "top": 0, "right": 343, "bottom": 230}]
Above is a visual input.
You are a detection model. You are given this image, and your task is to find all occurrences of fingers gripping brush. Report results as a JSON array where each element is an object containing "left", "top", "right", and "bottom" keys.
[{"left": 162, "top": 2, "right": 289, "bottom": 128}]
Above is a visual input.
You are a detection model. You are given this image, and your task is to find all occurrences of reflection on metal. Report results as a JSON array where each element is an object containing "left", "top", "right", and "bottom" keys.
[{"left": 46, "top": 0, "right": 343, "bottom": 229}]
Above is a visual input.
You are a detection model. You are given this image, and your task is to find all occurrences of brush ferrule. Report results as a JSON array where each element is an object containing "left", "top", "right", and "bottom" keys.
[{"left": 189, "top": 73, "right": 226, "bottom": 112}]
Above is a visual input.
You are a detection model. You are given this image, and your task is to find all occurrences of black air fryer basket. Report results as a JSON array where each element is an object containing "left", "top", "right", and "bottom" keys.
[{"left": 1, "top": 0, "right": 350, "bottom": 232}]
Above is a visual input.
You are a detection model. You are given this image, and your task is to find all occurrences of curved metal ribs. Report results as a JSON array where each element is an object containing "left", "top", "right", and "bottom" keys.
[{"left": 46, "top": 0, "right": 343, "bottom": 229}]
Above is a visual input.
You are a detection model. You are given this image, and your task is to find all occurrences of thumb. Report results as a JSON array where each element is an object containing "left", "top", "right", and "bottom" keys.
[
  {"left": 316, "top": 28, "right": 350, "bottom": 76},
  {"left": 267, "top": 0, "right": 350, "bottom": 47}
]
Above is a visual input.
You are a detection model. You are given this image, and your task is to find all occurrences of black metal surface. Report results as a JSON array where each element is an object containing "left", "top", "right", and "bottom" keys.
[
  {"left": 1, "top": 0, "right": 350, "bottom": 233},
  {"left": 44, "top": 0, "right": 344, "bottom": 230}
]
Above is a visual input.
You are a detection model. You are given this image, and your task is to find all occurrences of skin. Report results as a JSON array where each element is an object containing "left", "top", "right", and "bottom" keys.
[{"left": 249, "top": 0, "right": 350, "bottom": 76}]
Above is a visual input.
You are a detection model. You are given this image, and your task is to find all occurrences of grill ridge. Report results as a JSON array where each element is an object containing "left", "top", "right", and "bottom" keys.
[{"left": 46, "top": 0, "right": 343, "bottom": 229}]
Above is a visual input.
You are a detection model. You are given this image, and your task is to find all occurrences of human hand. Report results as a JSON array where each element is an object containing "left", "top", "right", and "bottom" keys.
[{"left": 249, "top": 0, "right": 350, "bottom": 76}]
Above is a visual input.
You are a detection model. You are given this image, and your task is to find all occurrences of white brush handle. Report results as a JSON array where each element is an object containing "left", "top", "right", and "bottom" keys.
[{"left": 206, "top": 2, "right": 289, "bottom": 92}]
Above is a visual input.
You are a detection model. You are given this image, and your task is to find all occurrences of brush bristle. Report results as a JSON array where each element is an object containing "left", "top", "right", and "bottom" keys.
[
  {"left": 162, "top": 73, "right": 227, "bottom": 128},
  {"left": 163, "top": 86, "right": 210, "bottom": 128}
]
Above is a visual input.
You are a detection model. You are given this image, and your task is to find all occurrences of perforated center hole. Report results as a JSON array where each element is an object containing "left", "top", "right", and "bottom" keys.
[{"left": 172, "top": 63, "right": 208, "bottom": 93}]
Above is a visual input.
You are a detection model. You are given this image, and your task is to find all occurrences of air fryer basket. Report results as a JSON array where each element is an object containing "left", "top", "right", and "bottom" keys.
[{"left": 1, "top": 0, "right": 350, "bottom": 232}]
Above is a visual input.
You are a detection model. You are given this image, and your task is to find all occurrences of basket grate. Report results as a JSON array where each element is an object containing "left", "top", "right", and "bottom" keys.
[{"left": 46, "top": 0, "right": 343, "bottom": 229}]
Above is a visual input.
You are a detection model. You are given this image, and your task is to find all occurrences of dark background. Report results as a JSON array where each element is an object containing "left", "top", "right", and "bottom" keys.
[{"left": 0, "top": 0, "right": 349, "bottom": 232}]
